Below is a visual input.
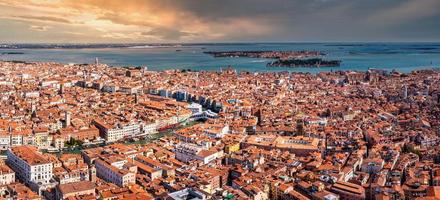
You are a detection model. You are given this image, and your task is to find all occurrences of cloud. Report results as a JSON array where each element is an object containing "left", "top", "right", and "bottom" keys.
[
  {"left": 11, "top": 15, "right": 72, "bottom": 23},
  {"left": 0, "top": 0, "right": 439, "bottom": 42},
  {"left": 29, "top": 25, "right": 51, "bottom": 31},
  {"left": 141, "top": 28, "right": 197, "bottom": 40},
  {"left": 96, "top": 12, "right": 155, "bottom": 27},
  {"left": 366, "top": 0, "right": 440, "bottom": 26}
]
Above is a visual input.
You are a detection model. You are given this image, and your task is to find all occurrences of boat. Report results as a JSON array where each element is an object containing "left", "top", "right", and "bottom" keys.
[
  {"left": 157, "top": 123, "right": 179, "bottom": 131},
  {"left": 47, "top": 147, "right": 60, "bottom": 153}
]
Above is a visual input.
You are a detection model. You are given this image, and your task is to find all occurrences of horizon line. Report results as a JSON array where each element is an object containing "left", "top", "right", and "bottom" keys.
[{"left": 2, "top": 41, "right": 440, "bottom": 45}]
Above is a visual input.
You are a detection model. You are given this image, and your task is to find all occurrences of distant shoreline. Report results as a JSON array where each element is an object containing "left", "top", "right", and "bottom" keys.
[
  {"left": 1, "top": 52, "right": 24, "bottom": 55},
  {"left": 0, "top": 60, "right": 438, "bottom": 75},
  {"left": 204, "top": 51, "right": 341, "bottom": 68},
  {"left": 1, "top": 42, "right": 440, "bottom": 49},
  {"left": 267, "top": 58, "right": 342, "bottom": 68}
]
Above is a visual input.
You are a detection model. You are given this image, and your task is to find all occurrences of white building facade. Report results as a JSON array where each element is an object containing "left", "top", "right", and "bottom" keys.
[{"left": 6, "top": 146, "right": 54, "bottom": 194}]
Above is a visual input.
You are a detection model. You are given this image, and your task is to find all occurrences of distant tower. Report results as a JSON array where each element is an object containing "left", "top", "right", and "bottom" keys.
[
  {"left": 64, "top": 111, "right": 71, "bottom": 128},
  {"left": 437, "top": 93, "right": 440, "bottom": 104},
  {"left": 425, "top": 85, "right": 430, "bottom": 96},
  {"left": 59, "top": 84, "right": 64, "bottom": 95},
  {"left": 296, "top": 119, "right": 305, "bottom": 136},
  {"left": 324, "top": 133, "right": 329, "bottom": 158},
  {"left": 196, "top": 72, "right": 199, "bottom": 89},
  {"left": 31, "top": 102, "right": 37, "bottom": 117},
  {"left": 95, "top": 57, "right": 99, "bottom": 66},
  {"left": 135, "top": 93, "right": 139, "bottom": 104},
  {"left": 31, "top": 102, "right": 36, "bottom": 113},
  {"left": 403, "top": 85, "right": 408, "bottom": 99},
  {"left": 89, "top": 166, "right": 97, "bottom": 182}
]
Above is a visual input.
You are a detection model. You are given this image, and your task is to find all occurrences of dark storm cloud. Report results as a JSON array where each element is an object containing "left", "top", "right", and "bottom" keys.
[
  {"left": 150, "top": 0, "right": 440, "bottom": 41},
  {"left": 37, "top": 0, "right": 440, "bottom": 41}
]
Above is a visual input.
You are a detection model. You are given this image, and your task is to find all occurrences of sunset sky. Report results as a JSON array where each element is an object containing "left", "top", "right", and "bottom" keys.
[{"left": 0, "top": 0, "right": 439, "bottom": 43}]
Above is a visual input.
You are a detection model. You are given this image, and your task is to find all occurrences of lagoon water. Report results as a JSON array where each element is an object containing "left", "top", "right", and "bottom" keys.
[{"left": 1, "top": 43, "right": 440, "bottom": 73}]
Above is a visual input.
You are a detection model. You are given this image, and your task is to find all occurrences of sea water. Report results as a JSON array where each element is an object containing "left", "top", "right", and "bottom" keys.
[{"left": 1, "top": 42, "right": 440, "bottom": 73}]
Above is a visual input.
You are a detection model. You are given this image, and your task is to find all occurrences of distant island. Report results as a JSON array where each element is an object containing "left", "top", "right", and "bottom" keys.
[
  {"left": 204, "top": 50, "right": 324, "bottom": 59},
  {"left": 1, "top": 52, "right": 24, "bottom": 55},
  {"left": 205, "top": 50, "right": 341, "bottom": 68},
  {"left": 267, "top": 58, "right": 341, "bottom": 68}
]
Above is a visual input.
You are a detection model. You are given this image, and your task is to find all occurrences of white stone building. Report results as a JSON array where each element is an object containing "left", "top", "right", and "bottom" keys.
[
  {"left": 0, "top": 165, "right": 15, "bottom": 185},
  {"left": 6, "top": 146, "right": 55, "bottom": 194},
  {"left": 94, "top": 156, "right": 136, "bottom": 187}
]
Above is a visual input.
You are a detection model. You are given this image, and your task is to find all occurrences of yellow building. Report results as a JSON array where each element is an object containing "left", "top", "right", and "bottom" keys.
[{"left": 225, "top": 143, "right": 240, "bottom": 154}]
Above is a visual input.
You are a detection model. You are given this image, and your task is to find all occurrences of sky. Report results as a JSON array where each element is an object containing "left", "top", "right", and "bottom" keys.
[{"left": 0, "top": 0, "right": 439, "bottom": 43}]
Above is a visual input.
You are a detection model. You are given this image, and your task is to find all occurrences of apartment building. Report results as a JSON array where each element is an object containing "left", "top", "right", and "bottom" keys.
[
  {"left": 0, "top": 132, "right": 10, "bottom": 150},
  {"left": 0, "top": 165, "right": 15, "bottom": 185},
  {"left": 331, "top": 181, "right": 365, "bottom": 200},
  {"left": 94, "top": 156, "right": 136, "bottom": 187},
  {"left": 56, "top": 181, "right": 95, "bottom": 200},
  {"left": 204, "top": 125, "right": 229, "bottom": 139},
  {"left": 187, "top": 103, "right": 203, "bottom": 114},
  {"left": 141, "top": 121, "right": 158, "bottom": 135},
  {"left": 93, "top": 120, "right": 141, "bottom": 143},
  {"left": 6, "top": 146, "right": 54, "bottom": 194},
  {"left": 175, "top": 143, "right": 221, "bottom": 164}
]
